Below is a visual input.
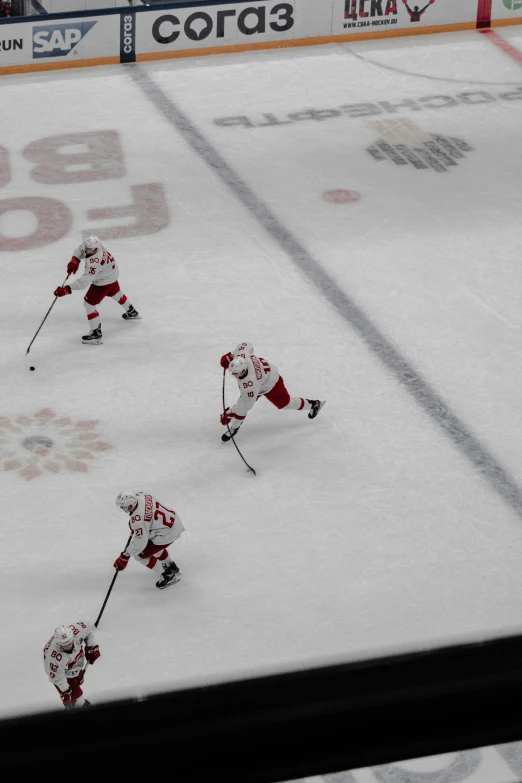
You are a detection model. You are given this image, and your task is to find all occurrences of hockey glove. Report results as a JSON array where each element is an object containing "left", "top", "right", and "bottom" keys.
[
  {"left": 220, "top": 409, "right": 233, "bottom": 426},
  {"left": 114, "top": 552, "right": 130, "bottom": 571},
  {"left": 60, "top": 688, "right": 75, "bottom": 709},
  {"left": 67, "top": 256, "right": 80, "bottom": 275},
  {"left": 54, "top": 285, "right": 72, "bottom": 297},
  {"left": 220, "top": 352, "right": 233, "bottom": 369},
  {"left": 85, "top": 644, "right": 100, "bottom": 665}
]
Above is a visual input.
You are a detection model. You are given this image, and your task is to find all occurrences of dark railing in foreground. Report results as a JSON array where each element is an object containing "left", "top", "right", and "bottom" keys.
[
  {"left": 7, "top": 0, "right": 197, "bottom": 15},
  {"left": 2, "top": 632, "right": 522, "bottom": 780}
]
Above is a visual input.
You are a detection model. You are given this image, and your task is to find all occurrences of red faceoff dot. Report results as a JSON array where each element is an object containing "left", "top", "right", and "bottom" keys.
[{"left": 323, "top": 189, "right": 361, "bottom": 204}]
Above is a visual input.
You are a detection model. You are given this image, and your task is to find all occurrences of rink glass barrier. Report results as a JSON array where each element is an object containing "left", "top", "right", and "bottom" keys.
[
  {"left": 0, "top": 0, "right": 521, "bottom": 73},
  {"left": 2, "top": 632, "right": 522, "bottom": 779}
]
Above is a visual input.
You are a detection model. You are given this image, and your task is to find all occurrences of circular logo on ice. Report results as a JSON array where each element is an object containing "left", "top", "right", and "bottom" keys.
[
  {"left": 0, "top": 408, "right": 113, "bottom": 480},
  {"left": 502, "top": 0, "right": 522, "bottom": 9}
]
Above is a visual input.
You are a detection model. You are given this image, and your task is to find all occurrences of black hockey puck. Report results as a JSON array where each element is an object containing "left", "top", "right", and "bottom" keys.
[{"left": 30, "top": 366, "right": 35, "bottom": 371}]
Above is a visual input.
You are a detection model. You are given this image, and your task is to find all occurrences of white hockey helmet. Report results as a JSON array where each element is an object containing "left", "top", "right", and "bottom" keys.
[
  {"left": 83, "top": 235, "right": 100, "bottom": 256},
  {"left": 55, "top": 625, "right": 74, "bottom": 650},
  {"left": 116, "top": 491, "right": 139, "bottom": 513},
  {"left": 229, "top": 356, "right": 249, "bottom": 377},
  {"left": 84, "top": 235, "right": 99, "bottom": 250}
]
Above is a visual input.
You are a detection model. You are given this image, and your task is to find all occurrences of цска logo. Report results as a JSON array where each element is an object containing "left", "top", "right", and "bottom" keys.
[
  {"left": 345, "top": 0, "right": 398, "bottom": 24},
  {"left": 33, "top": 21, "right": 97, "bottom": 59}
]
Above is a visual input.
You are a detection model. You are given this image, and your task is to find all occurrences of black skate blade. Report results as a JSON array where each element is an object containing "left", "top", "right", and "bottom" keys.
[
  {"left": 156, "top": 575, "right": 181, "bottom": 590},
  {"left": 221, "top": 429, "right": 239, "bottom": 443}
]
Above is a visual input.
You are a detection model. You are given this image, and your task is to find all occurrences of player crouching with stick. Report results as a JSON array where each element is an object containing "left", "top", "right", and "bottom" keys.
[{"left": 43, "top": 622, "right": 100, "bottom": 709}]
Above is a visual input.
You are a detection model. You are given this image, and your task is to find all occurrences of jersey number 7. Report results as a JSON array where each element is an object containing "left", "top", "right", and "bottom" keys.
[{"left": 154, "top": 501, "right": 176, "bottom": 528}]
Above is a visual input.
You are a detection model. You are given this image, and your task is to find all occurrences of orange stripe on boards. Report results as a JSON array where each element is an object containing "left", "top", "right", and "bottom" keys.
[
  {"left": 136, "top": 22, "right": 478, "bottom": 64},
  {"left": 491, "top": 18, "right": 522, "bottom": 28},
  {"left": 0, "top": 56, "right": 119, "bottom": 76}
]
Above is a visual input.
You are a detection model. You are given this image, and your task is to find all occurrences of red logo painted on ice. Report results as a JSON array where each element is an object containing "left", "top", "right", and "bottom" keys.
[{"left": 0, "top": 408, "right": 113, "bottom": 480}]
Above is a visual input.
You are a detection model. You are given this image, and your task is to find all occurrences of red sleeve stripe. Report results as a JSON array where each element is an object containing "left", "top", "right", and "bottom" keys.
[{"left": 232, "top": 413, "right": 246, "bottom": 420}]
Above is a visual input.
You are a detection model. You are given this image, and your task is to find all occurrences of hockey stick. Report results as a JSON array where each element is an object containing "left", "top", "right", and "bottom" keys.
[
  {"left": 69, "top": 533, "right": 133, "bottom": 708},
  {"left": 222, "top": 369, "right": 256, "bottom": 476},
  {"left": 95, "top": 532, "right": 133, "bottom": 628},
  {"left": 26, "top": 273, "right": 70, "bottom": 354},
  {"left": 69, "top": 534, "right": 132, "bottom": 711}
]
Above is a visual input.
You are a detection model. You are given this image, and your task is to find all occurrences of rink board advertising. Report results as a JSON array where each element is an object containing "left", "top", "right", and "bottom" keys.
[
  {"left": 331, "top": 0, "right": 479, "bottom": 35},
  {"left": 136, "top": 1, "right": 297, "bottom": 54},
  {"left": 0, "top": 14, "right": 119, "bottom": 67},
  {"left": 0, "top": 0, "right": 521, "bottom": 73},
  {"left": 492, "top": 0, "right": 522, "bottom": 20}
]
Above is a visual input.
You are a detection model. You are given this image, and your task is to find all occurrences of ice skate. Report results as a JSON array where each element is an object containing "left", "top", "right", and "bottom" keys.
[
  {"left": 122, "top": 305, "right": 140, "bottom": 320},
  {"left": 307, "top": 400, "right": 325, "bottom": 419},
  {"left": 156, "top": 562, "right": 180, "bottom": 590},
  {"left": 82, "top": 326, "right": 103, "bottom": 345},
  {"left": 221, "top": 427, "right": 240, "bottom": 443}
]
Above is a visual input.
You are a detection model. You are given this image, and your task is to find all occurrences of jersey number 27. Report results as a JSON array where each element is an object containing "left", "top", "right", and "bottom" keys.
[{"left": 154, "top": 501, "right": 175, "bottom": 528}]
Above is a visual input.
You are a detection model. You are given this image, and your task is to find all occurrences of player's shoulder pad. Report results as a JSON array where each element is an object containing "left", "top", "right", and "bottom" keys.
[{"left": 234, "top": 342, "right": 254, "bottom": 356}]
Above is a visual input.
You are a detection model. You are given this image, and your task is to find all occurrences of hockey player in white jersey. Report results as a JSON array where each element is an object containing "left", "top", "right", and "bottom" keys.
[
  {"left": 43, "top": 621, "right": 100, "bottom": 709},
  {"left": 220, "top": 342, "right": 325, "bottom": 442},
  {"left": 114, "top": 491, "right": 185, "bottom": 590},
  {"left": 53, "top": 235, "right": 140, "bottom": 345}
]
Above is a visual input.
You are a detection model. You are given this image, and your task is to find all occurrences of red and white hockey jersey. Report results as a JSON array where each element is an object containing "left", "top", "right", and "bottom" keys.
[
  {"left": 43, "top": 621, "right": 95, "bottom": 693},
  {"left": 227, "top": 342, "right": 280, "bottom": 423},
  {"left": 125, "top": 493, "right": 185, "bottom": 558},
  {"left": 69, "top": 239, "right": 119, "bottom": 291}
]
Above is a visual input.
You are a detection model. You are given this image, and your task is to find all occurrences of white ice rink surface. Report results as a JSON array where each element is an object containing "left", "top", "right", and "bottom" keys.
[{"left": 2, "top": 27, "right": 522, "bottom": 719}]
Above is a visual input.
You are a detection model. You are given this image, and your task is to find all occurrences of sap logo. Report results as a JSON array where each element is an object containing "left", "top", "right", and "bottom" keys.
[{"left": 33, "top": 22, "right": 97, "bottom": 59}]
